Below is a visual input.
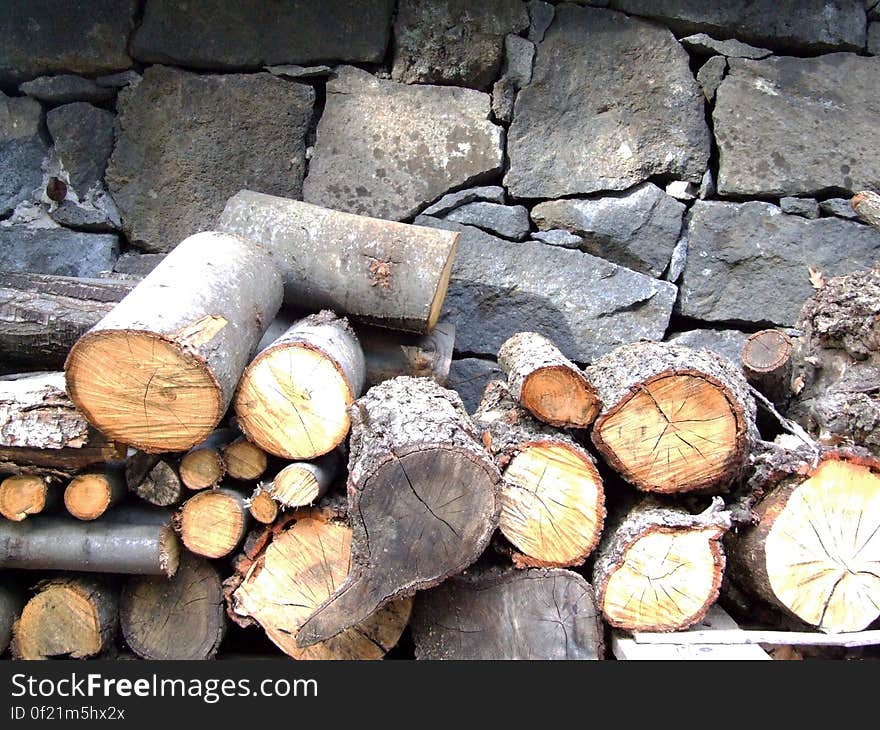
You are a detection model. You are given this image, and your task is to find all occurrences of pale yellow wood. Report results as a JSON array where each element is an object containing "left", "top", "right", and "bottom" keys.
[
  {"left": 603, "top": 528, "right": 723, "bottom": 631},
  {"left": 14, "top": 585, "right": 102, "bottom": 660},
  {"left": 224, "top": 439, "right": 267, "bottom": 481},
  {"left": 766, "top": 459, "right": 880, "bottom": 633},
  {"left": 500, "top": 443, "right": 603, "bottom": 565},
  {"left": 179, "top": 491, "right": 246, "bottom": 559},
  {"left": 235, "top": 346, "right": 352, "bottom": 459},
  {"left": 248, "top": 489, "right": 278, "bottom": 524},
  {"left": 599, "top": 375, "right": 738, "bottom": 492},
  {"left": 180, "top": 448, "right": 224, "bottom": 490},
  {"left": 66, "top": 332, "right": 222, "bottom": 452},
  {"left": 0, "top": 475, "right": 49, "bottom": 521},
  {"left": 271, "top": 464, "right": 321, "bottom": 507}
]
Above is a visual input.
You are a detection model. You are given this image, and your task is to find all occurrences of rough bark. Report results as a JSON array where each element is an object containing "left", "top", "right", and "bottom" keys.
[
  {"left": 227, "top": 504, "right": 412, "bottom": 660},
  {"left": 236, "top": 311, "right": 365, "bottom": 460},
  {"left": 0, "top": 474, "right": 57, "bottom": 521},
  {"left": 11, "top": 577, "right": 117, "bottom": 660},
  {"left": 296, "top": 376, "right": 501, "bottom": 648},
  {"left": 0, "top": 272, "right": 133, "bottom": 369},
  {"left": 592, "top": 499, "right": 730, "bottom": 632},
  {"left": 65, "top": 231, "right": 284, "bottom": 453},
  {"left": 121, "top": 552, "right": 226, "bottom": 660},
  {"left": 64, "top": 467, "right": 127, "bottom": 520},
  {"left": 125, "top": 450, "right": 183, "bottom": 507},
  {"left": 217, "top": 190, "right": 460, "bottom": 333},
  {"left": 266, "top": 450, "right": 342, "bottom": 509},
  {"left": 474, "top": 380, "right": 605, "bottom": 568},
  {"left": 222, "top": 437, "right": 268, "bottom": 481},
  {"left": 0, "top": 510, "right": 180, "bottom": 576},
  {"left": 176, "top": 486, "right": 250, "bottom": 559},
  {"left": 852, "top": 191, "right": 880, "bottom": 231},
  {"left": 497, "top": 331, "right": 600, "bottom": 428},
  {"left": 179, "top": 429, "right": 234, "bottom": 490},
  {"left": 788, "top": 265, "right": 880, "bottom": 455},
  {"left": 742, "top": 329, "right": 794, "bottom": 408},
  {"left": 411, "top": 565, "right": 604, "bottom": 660},
  {"left": 588, "top": 341, "right": 757, "bottom": 493},
  {"left": 0, "top": 583, "right": 24, "bottom": 655}
]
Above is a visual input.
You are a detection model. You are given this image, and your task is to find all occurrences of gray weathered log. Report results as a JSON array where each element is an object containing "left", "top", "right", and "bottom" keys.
[
  {"left": 852, "top": 191, "right": 880, "bottom": 231},
  {"left": 125, "top": 450, "right": 183, "bottom": 507},
  {"left": 742, "top": 329, "right": 793, "bottom": 408}
]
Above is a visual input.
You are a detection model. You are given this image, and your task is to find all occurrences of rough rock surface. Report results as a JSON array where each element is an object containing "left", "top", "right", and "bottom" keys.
[
  {"left": 505, "top": 5, "right": 710, "bottom": 198},
  {"left": 0, "top": 0, "right": 136, "bottom": 83},
  {"left": 392, "top": 0, "right": 529, "bottom": 89},
  {"left": 714, "top": 55, "right": 880, "bottom": 197},
  {"left": 697, "top": 56, "right": 727, "bottom": 102},
  {"left": 106, "top": 66, "right": 314, "bottom": 252},
  {"left": 46, "top": 103, "right": 114, "bottom": 195},
  {"left": 530, "top": 183, "right": 685, "bottom": 277},
  {"left": 780, "top": 197, "right": 820, "bottom": 219},
  {"left": 678, "top": 201, "right": 880, "bottom": 326},
  {"left": 444, "top": 202, "right": 530, "bottom": 240},
  {"left": 422, "top": 185, "right": 506, "bottom": 217},
  {"left": 680, "top": 34, "right": 772, "bottom": 59},
  {"left": 418, "top": 216, "right": 677, "bottom": 362},
  {"left": 447, "top": 358, "right": 504, "bottom": 414},
  {"left": 527, "top": 1, "right": 555, "bottom": 43},
  {"left": 819, "top": 198, "right": 859, "bottom": 219},
  {"left": 113, "top": 252, "right": 165, "bottom": 278},
  {"left": 869, "top": 22, "right": 880, "bottom": 54},
  {"left": 0, "top": 93, "right": 47, "bottom": 216},
  {"left": 0, "top": 225, "right": 118, "bottom": 277},
  {"left": 665, "top": 329, "right": 750, "bottom": 367},
  {"left": 303, "top": 66, "right": 504, "bottom": 221},
  {"left": 531, "top": 229, "right": 582, "bottom": 248},
  {"left": 132, "top": 0, "right": 394, "bottom": 68},
  {"left": 19, "top": 75, "right": 117, "bottom": 104},
  {"left": 608, "top": 1, "right": 866, "bottom": 52}
]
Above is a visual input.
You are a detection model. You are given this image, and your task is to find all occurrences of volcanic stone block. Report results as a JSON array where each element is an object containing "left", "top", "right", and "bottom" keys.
[
  {"left": 665, "top": 329, "right": 750, "bottom": 367},
  {"left": 447, "top": 358, "right": 504, "bottom": 414},
  {"left": 0, "top": 94, "right": 46, "bottom": 217},
  {"left": 46, "top": 104, "right": 114, "bottom": 195},
  {"left": 19, "top": 76, "right": 117, "bottom": 105},
  {"left": 0, "top": 226, "right": 118, "bottom": 277}
]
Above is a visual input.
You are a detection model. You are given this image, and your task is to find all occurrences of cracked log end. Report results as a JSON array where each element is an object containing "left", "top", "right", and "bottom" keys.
[
  {"left": 180, "top": 447, "right": 226, "bottom": 491},
  {"left": 177, "top": 488, "right": 249, "bottom": 559},
  {"left": 63, "top": 470, "right": 125, "bottom": 521},
  {"left": 520, "top": 366, "right": 600, "bottom": 428},
  {"left": 268, "top": 452, "right": 339, "bottom": 509},
  {"left": 729, "top": 455, "right": 880, "bottom": 633},
  {"left": 247, "top": 488, "right": 278, "bottom": 525},
  {"left": 223, "top": 438, "right": 268, "bottom": 481},
  {"left": 231, "top": 509, "right": 411, "bottom": 660},
  {"left": 66, "top": 330, "right": 223, "bottom": 453},
  {"left": 0, "top": 475, "right": 52, "bottom": 522}
]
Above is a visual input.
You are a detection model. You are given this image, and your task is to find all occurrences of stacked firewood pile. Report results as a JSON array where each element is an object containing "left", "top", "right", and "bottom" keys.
[{"left": 1, "top": 190, "right": 879, "bottom": 661}]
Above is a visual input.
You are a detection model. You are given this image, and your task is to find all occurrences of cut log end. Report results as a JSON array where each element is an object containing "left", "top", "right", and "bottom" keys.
[
  {"left": 65, "top": 330, "right": 222, "bottom": 453},
  {"left": 0, "top": 475, "right": 51, "bottom": 522},
  {"left": 63, "top": 472, "right": 122, "bottom": 521},
  {"left": 223, "top": 439, "right": 267, "bottom": 481},
  {"left": 594, "top": 373, "right": 744, "bottom": 493},
  {"left": 177, "top": 489, "right": 247, "bottom": 559},
  {"left": 158, "top": 525, "right": 181, "bottom": 579},
  {"left": 269, "top": 456, "right": 338, "bottom": 509},
  {"left": 520, "top": 366, "right": 600, "bottom": 428},
  {"left": 248, "top": 489, "right": 278, "bottom": 524},
  {"left": 180, "top": 448, "right": 226, "bottom": 491},
  {"left": 235, "top": 344, "right": 353, "bottom": 460},
  {"left": 743, "top": 330, "right": 793, "bottom": 375},
  {"left": 500, "top": 442, "right": 604, "bottom": 567}
]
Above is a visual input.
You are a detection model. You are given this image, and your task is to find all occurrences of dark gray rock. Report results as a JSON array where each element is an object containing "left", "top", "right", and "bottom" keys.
[
  {"left": 530, "top": 183, "right": 685, "bottom": 277},
  {"left": 447, "top": 358, "right": 504, "bottom": 414},
  {"left": 608, "top": 1, "right": 866, "bottom": 51},
  {"left": 106, "top": 66, "right": 314, "bottom": 252},
  {"left": 696, "top": 55, "right": 727, "bottom": 102},
  {"left": 444, "top": 202, "right": 530, "bottom": 240},
  {"left": 699, "top": 169, "right": 716, "bottom": 199},
  {"left": 665, "top": 181, "right": 699, "bottom": 201},
  {"left": 871, "top": 1, "right": 880, "bottom": 20},
  {"left": 48, "top": 189, "right": 121, "bottom": 232},
  {"left": 819, "top": 198, "right": 860, "bottom": 219},
  {"left": 0, "top": 224, "right": 118, "bottom": 277},
  {"left": 714, "top": 54, "right": 880, "bottom": 197},
  {"left": 503, "top": 35, "right": 535, "bottom": 88},
  {"left": 678, "top": 201, "right": 880, "bottom": 326},
  {"left": 0, "top": 1, "right": 136, "bottom": 83},
  {"left": 869, "top": 22, "right": 880, "bottom": 54},
  {"left": 666, "top": 236, "right": 688, "bottom": 283},
  {"left": 680, "top": 33, "right": 772, "bottom": 59},
  {"left": 422, "top": 186, "right": 506, "bottom": 217},
  {"left": 780, "top": 197, "right": 820, "bottom": 219},
  {"left": 505, "top": 5, "right": 709, "bottom": 198},
  {"left": 0, "top": 93, "right": 47, "bottom": 216},
  {"left": 95, "top": 71, "right": 142, "bottom": 89},
  {"left": 532, "top": 229, "right": 583, "bottom": 248},
  {"left": 391, "top": 0, "right": 529, "bottom": 89},
  {"left": 132, "top": 0, "right": 393, "bottom": 68},
  {"left": 265, "top": 65, "right": 334, "bottom": 79},
  {"left": 47, "top": 103, "right": 114, "bottom": 195},
  {"left": 665, "top": 329, "right": 749, "bottom": 367},
  {"left": 527, "top": 1, "right": 555, "bottom": 42},
  {"left": 19, "top": 75, "right": 117, "bottom": 105},
  {"left": 303, "top": 67, "right": 504, "bottom": 221},
  {"left": 113, "top": 252, "right": 166, "bottom": 279},
  {"left": 491, "top": 77, "right": 517, "bottom": 124},
  {"left": 417, "top": 216, "right": 677, "bottom": 362}
]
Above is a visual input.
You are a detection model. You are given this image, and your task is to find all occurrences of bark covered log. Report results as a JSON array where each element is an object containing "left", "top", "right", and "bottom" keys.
[
  {"left": 0, "top": 474, "right": 57, "bottom": 521},
  {"left": 474, "top": 380, "right": 604, "bottom": 568},
  {"left": 593, "top": 499, "right": 730, "bottom": 632},
  {"left": 497, "top": 332, "right": 599, "bottom": 428},
  {"left": 217, "top": 190, "right": 460, "bottom": 333},
  {"left": 742, "top": 329, "right": 793, "bottom": 408},
  {"left": 121, "top": 552, "right": 226, "bottom": 660},
  {"left": 236, "top": 311, "right": 365, "bottom": 460},
  {"left": 64, "top": 467, "right": 126, "bottom": 520},
  {"left": 296, "top": 377, "right": 500, "bottom": 648},
  {"left": 588, "top": 341, "right": 757, "bottom": 494},
  {"left": 411, "top": 566, "right": 604, "bottom": 660},
  {"left": 65, "top": 231, "right": 283, "bottom": 453},
  {"left": 176, "top": 486, "right": 250, "bottom": 559},
  {"left": 125, "top": 450, "right": 183, "bottom": 507}
]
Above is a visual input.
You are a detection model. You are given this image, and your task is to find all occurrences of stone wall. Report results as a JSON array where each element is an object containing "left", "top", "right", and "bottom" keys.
[{"left": 2, "top": 1, "right": 879, "bottom": 410}]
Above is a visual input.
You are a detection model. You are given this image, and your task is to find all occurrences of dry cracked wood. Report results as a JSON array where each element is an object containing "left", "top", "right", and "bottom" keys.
[
  {"left": 0, "top": 474, "right": 56, "bottom": 521},
  {"left": 742, "top": 329, "right": 793, "bottom": 408},
  {"left": 176, "top": 486, "right": 250, "bottom": 559},
  {"left": 265, "top": 451, "right": 342, "bottom": 510},
  {"left": 64, "top": 467, "right": 126, "bottom": 521},
  {"left": 125, "top": 450, "right": 183, "bottom": 507}
]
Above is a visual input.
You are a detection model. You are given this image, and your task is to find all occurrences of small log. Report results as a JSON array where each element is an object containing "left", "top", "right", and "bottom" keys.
[
  {"left": 228, "top": 505, "right": 412, "bottom": 660},
  {"left": 125, "top": 450, "right": 183, "bottom": 507},
  {"left": 120, "top": 552, "right": 226, "bottom": 660},
  {"left": 474, "top": 380, "right": 604, "bottom": 568},
  {"left": 222, "top": 437, "right": 268, "bottom": 481},
  {"left": 247, "top": 486, "right": 278, "bottom": 524},
  {"left": 64, "top": 467, "right": 126, "bottom": 521},
  {"left": 497, "top": 332, "right": 599, "bottom": 428},
  {"left": 0, "top": 474, "right": 56, "bottom": 522},
  {"left": 179, "top": 429, "right": 233, "bottom": 491},
  {"left": 411, "top": 566, "right": 604, "bottom": 660},
  {"left": 296, "top": 377, "right": 500, "bottom": 648},
  {"left": 0, "top": 271, "right": 133, "bottom": 369},
  {"left": 267, "top": 451, "right": 341, "bottom": 509},
  {"left": 727, "top": 448, "right": 880, "bottom": 633},
  {"left": 11, "top": 577, "right": 117, "bottom": 660},
  {"left": 742, "top": 329, "right": 793, "bottom": 407},
  {"left": 852, "top": 191, "right": 880, "bottom": 231},
  {"left": 0, "top": 510, "right": 180, "bottom": 576},
  {"left": 0, "top": 583, "right": 25, "bottom": 655},
  {"left": 593, "top": 499, "right": 729, "bottom": 632},
  {"left": 588, "top": 341, "right": 757, "bottom": 494},
  {"left": 217, "top": 190, "right": 460, "bottom": 333},
  {"left": 65, "top": 231, "right": 284, "bottom": 453},
  {"left": 235, "top": 311, "right": 365, "bottom": 460},
  {"left": 176, "top": 486, "right": 250, "bottom": 559},
  {"left": 0, "top": 372, "right": 125, "bottom": 477}
]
